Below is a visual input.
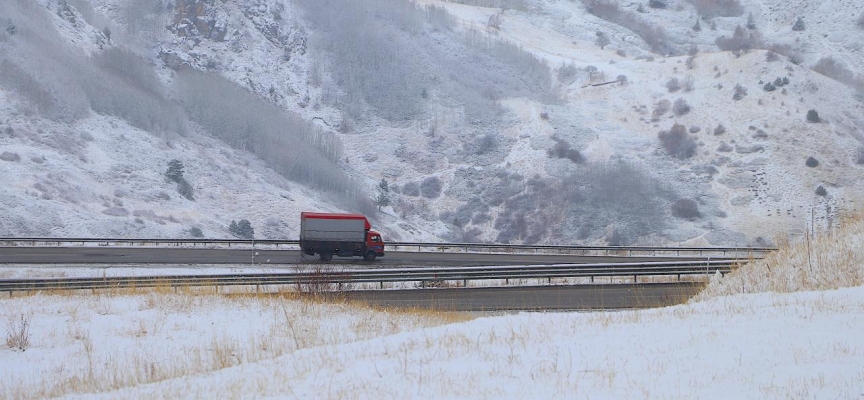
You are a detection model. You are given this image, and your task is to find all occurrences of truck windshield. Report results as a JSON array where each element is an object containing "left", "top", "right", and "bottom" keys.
[{"left": 370, "top": 235, "right": 381, "bottom": 242}]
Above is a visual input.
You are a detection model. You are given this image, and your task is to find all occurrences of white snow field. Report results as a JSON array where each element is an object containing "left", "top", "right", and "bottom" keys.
[{"left": 2, "top": 215, "right": 863, "bottom": 399}]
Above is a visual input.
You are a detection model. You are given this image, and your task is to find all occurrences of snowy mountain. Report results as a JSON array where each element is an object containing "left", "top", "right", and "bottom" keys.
[{"left": 1, "top": 0, "right": 862, "bottom": 245}]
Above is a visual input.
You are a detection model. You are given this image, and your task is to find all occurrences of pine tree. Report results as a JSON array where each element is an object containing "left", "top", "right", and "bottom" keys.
[
  {"left": 376, "top": 178, "right": 391, "bottom": 210},
  {"left": 792, "top": 17, "right": 805, "bottom": 31},
  {"left": 165, "top": 159, "right": 184, "bottom": 183},
  {"left": 692, "top": 20, "right": 701, "bottom": 32},
  {"left": 746, "top": 13, "right": 756, "bottom": 29},
  {"left": 229, "top": 219, "right": 254, "bottom": 239}
]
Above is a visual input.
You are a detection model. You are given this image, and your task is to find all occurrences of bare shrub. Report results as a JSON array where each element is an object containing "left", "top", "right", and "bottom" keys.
[
  {"left": 547, "top": 138, "right": 585, "bottom": 164},
  {"left": 812, "top": 57, "right": 864, "bottom": 91},
  {"left": 648, "top": 0, "right": 667, "bottom": 9},
  {"left": 420, "top": 176, "right": 443, "bottom": 198},
  {"left": 557, "top": 63, "right": 579, "bottom": 83},
  {"left": 768, "top": 43, "right": 804, "bottom": 65},
  {"left": 671, "top": 198, "right": 701, "bottom": 220},
  {"left": 653, "top": 99, "right": 671, "bottom": 117},
  {"left": 665, "top": 77, "right": 680, "bottom": 92},
  {"left": 858, "top": 12, "right": 864, "bottom": 29},
  {"left": 857, "top": 146, "right": 864, "bottom": 165},
  {"left": 293, "top": 264, "right": 346, "bottom": 295},
  {"left": 102, "top": 207, "right": 130, "bottom": 217},
  {"left": 713, "top": 124, "right": 726, "bottom": 135},
  {"left": 616, "top": 74, "right": 628, "bottom": 84},
  {"left": 765, "top": 51, "right": 779, "bottom": 62},
  {"left": 658, "top": 123, "right": 696, "bottom": 159},
  {"left": 595, "top": 31, "right": 610, "bottom": 49},
  {"left": 672, "top": 98, "right": 691, "bottom": 115},
  {"left": 805, "top": 156, "right": 819, "bottom": 167},
  {"left": 0, "top": 151, "right": 21, "bottom": 162},
  {"left": 581, "top": 0, "right": 674, "bottom": 55},
  {"left": 716, "top": 25, "right": 762, "bottom": 56},
  {"left": 6, "top": 314, "right": 32, "bottom": 351},
  {"left": 686, "top": 0, "right": 744, "bottom": 17},
  {"left": 401, "top": 181, "right": 420, "bottom": 197}
]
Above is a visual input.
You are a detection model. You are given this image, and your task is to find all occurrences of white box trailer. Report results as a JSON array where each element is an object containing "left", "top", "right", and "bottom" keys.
[{"left": 299, "top": 212, "right": 385, "bottom": 261}]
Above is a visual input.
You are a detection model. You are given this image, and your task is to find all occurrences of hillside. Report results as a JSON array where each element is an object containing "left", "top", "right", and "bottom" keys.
[{"left": 1, "top": 0, "right": 862, "bottom": 244}]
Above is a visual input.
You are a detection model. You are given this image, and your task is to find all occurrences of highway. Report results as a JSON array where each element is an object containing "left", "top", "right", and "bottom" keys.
[{"left": 0, "top": 247, "right": 719, "bottom": 267}]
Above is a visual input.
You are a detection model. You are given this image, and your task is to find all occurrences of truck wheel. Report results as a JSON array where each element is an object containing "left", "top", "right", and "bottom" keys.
[
  {"left": 319, "top": 252, "right": 333, "bottom": 262},
  {"left": 363, "top": 251, "right": 377, "bottom": 261}
]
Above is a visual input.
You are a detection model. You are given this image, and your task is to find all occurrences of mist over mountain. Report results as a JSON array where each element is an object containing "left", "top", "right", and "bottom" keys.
[{"left": 1, "top": 0, "right": 862, "bottom": 244}]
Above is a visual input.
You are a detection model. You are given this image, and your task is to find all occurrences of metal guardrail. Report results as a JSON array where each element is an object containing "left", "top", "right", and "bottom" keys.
[
  {"left": 0, "top": 237, "right": 775, "bottom": 257},
  {"left": 0, "top": 260, "right": 737, "bottom": 293}
]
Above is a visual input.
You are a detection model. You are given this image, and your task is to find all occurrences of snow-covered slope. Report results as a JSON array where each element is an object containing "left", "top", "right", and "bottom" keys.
[{"left": 1, "top": 0, "right": 862, "bottom": 244}]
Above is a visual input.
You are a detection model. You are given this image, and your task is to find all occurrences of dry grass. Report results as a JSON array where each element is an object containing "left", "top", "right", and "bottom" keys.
[
  {"left": 696, "top": 212, "right": 864, "bottom": 301},
  {"left": 0, "top": 288, "right": 473, "bottom": 399}
]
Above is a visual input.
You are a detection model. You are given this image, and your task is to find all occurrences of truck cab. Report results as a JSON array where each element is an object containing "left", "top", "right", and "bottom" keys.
[{"left": 365, "top": 231, "right": 385, "bottom": 261}]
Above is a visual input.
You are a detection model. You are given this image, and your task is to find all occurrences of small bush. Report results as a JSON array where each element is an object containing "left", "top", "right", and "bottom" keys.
[
  {"left": 401, "top": 181, "right": 420, "bottom": 197},
  {"left": 671, "top": 198, "right": 701, "bottom": 220},
  {"left": 689, "top": 126, "right": 701, "bottom": 133},
  {"left": 815, "top": 185, "right": 827, "bottom": 196},
  {"left": 189, "top": 227, "right": 204, "bottom": 238},
  {"left": 0, "top": 151, "right": 21, "bottom": 162},
  {"left": 733, "top": 84, "right": 747, "bottom": 100},
  {"left": 806, "top": 109, "right": 820, "bottom": 123},
  {"left": 595, "top": 31, "right": 610, "bottom": 49},
  {"left": 648, "top": 0, "right": 667, "bottom": 9},
  {"left": 792, "top": 17, "right": 805, "bottom": 31},
  {"left": 763, "top": 82, "right": 776, "bottom": 92},
  {"left": 420, "top": 176, "right": 443, "bottom": 199},
  {"left": 673, "top": 98, "right": 691, "bottom": 115},
  {"left": 5, "top": 314, "right": 31, "bottom": 351},
  {"left": 805, "top": 156, "right": 819, "bottom": 167},
  {"left": 686, "top": 0, "right": 744, "bottom": 18},
  {"left": 716, "top": 26, "right": 762, "bottom": 56},
  {"left": 692, "top": 20, "right": 701, "bottom": 32},
  {"left": 547, "top": 138, "right": 585, "bottom": 164},
  {"left": 713, "top": 124, "right": 726, "bottom": 135},
  {"left": 653, "top": 99, "right": 671, "bottom": 117},
  {"left": 858, "top": 12, "right": 864, "bottom": 28},
  {"left": 766, "top": 51, "right": 779, "bottom": 62},
  {"left": 856, "top": 147, "right": 864, "bottom": 165},
  {"left": 658, "top": 124, "right": 696, "bottom": 159},
  {"left": 665, "top": 77, "right": 681, "bottom": 92},
  {"left": 616, "top": 74, "right": 628, "bottom": 84},
  {"left": 557, "top": 63, "right": 579, "bottom": 82},
  {"left": 229, "top": 219, "right": 255, "bottom": 239}
]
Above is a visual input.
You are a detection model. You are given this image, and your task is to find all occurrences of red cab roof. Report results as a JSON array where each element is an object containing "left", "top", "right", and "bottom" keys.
[{"left": 301, "top": 212, "right": 371, "bottom": 230}]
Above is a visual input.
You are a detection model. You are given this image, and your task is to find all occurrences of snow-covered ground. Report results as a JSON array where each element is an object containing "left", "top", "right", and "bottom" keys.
[{"left": 1, "top": 281, "right": 862, "bottom": 398}]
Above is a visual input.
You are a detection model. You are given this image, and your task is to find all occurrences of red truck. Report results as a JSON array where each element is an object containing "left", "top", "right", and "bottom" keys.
[{"left": 299, "top": 212, "right": 385, "bottom": 261}]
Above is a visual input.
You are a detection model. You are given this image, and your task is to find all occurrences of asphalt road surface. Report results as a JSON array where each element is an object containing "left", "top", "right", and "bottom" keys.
[
  {"left": 0, "top": 247, "right": 715, "bottom": 267},
  {"left": 340, "top": 283, "right": 705, "bottom": 311}
]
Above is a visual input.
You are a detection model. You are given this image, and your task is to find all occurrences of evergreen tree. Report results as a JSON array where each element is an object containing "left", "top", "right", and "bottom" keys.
[
  {"left": 229, "top": 219, "right": 254, "bottom": 239},
  {"left": 746, "top": 13, "right": 756, "bottom": 29},
  {"left": 376, "top": 178, "right": 391, "bottom": 210},
  {"left": 792, "top": 17, "right": 805, "bottom": 31},
  {"left": 165, "top": 159, "right": 184, "bottom": 183},
  {"left": 692, "top": 20, "right": 701, "bottom": 32}
]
